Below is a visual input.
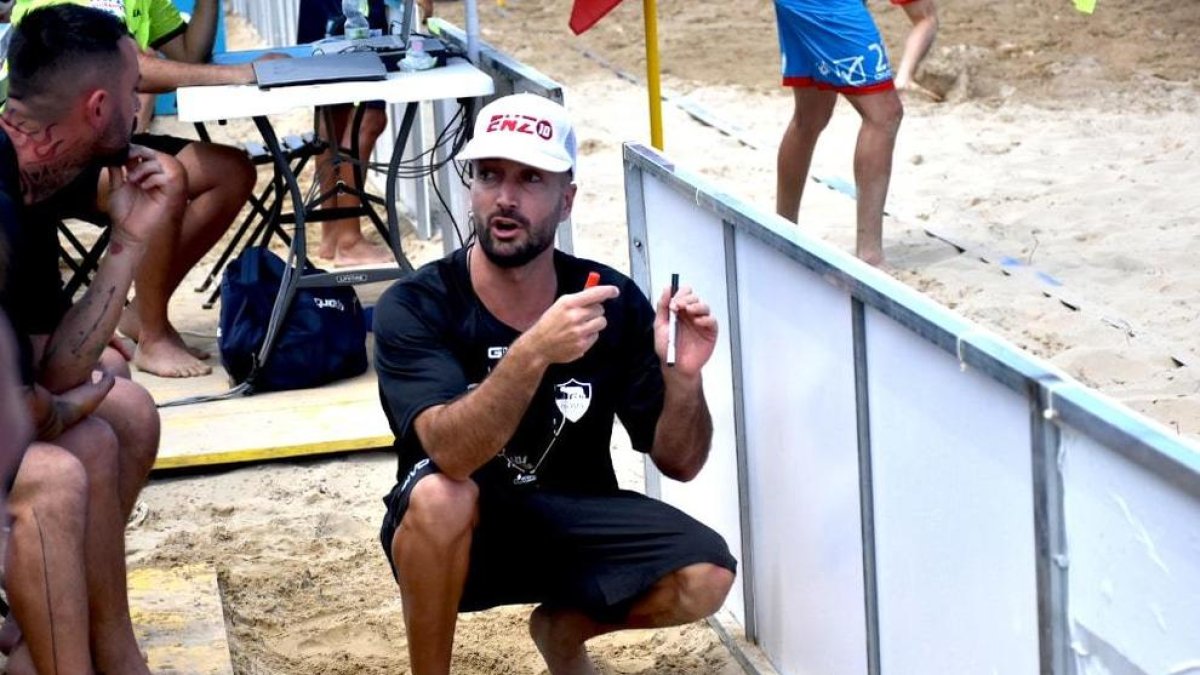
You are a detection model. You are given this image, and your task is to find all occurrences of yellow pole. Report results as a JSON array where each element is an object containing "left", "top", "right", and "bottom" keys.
[{"left": 643, "top": 0, "right": 664, "bottom": 150}]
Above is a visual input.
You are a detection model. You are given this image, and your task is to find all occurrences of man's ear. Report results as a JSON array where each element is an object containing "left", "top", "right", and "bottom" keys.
[
  {"left": 561, "top": 180, "right": 578, "bottom": 221},
  {"left": 83, "top": 88, "right": 109, "bottom": 133}
]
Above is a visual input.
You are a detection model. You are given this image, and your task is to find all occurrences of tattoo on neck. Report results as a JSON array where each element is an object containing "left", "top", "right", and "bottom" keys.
[{"left": 1, "top": 109, "right": 89, "bottom": 204}]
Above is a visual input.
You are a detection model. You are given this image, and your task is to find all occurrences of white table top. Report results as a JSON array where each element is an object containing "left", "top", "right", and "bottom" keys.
[{"left": 176, "top": 58, "right": 495, "bottom": 122}]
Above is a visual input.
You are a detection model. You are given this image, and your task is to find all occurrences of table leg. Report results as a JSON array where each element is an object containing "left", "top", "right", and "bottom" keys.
[
  {"left": 386, "top": 102, "right": 420, "bottom": 273},
  {"left": 249, "top": 115, "right": 308, "bottom": 389}
]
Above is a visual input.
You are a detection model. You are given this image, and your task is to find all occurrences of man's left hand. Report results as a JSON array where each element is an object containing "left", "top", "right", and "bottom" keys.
[
  {"left": 654, "top": 285, "right": 718, "bottom": 377},
  {"left": 27, "top": 372, "right": 115, "bottom": 442}
]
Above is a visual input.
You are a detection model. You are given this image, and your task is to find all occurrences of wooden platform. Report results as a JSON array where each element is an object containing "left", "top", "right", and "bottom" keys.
[
  {"left": 146, "top": 357, "right": 394, "bottom": 471},
  {"left": 134, "top": 272, "right": 399, "bottom": 472},
  {"left": 128, "top": 565, "right": 233, "bottom": 674}
]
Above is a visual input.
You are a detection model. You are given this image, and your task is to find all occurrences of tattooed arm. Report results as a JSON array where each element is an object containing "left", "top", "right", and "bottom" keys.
[{"left": 37, "top": 147, "right": 185, "bottom": 392}]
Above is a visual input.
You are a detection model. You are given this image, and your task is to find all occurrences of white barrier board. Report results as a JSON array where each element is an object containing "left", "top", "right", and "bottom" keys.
[
  {"left": 639, "top": 176, "right": 747, "bottom": 625},
  {"left": 866, "top": 308, "right": 1040, "bottom": 674},
  {"left": 736, "top": 233, "right": 865, "bottom": 675},
  {"left": 1062, "top": 427, "right": 1200, "bottom": 674}
]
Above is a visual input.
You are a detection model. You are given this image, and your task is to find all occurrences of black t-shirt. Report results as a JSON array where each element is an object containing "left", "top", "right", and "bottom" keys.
[
  {"left": 0, "top": 129, "right": 70, "bottom": 385},
  {"left": 375, "top": 247, "right": 665, "bottom": 495}
]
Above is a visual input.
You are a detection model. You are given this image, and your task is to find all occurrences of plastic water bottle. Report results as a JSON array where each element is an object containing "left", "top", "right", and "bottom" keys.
[
  {"left": 342, "top": 0, "right": 370, "bottom": 40},
  {"left": 399, "top": 37, "right": 437, "bottom": 71}
]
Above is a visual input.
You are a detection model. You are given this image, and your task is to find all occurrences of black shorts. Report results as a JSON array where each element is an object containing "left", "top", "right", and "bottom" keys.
[
  {"left": 47, "top": 134, "right": 194, "bottom": 224},
  {"left": 380, "top": 462, "right": 737, "bottom": 623}
]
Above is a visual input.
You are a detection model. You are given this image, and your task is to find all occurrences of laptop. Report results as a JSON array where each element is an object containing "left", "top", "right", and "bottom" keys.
[{"left": 253, "top": 52, "right": 388, "bottom": 89}]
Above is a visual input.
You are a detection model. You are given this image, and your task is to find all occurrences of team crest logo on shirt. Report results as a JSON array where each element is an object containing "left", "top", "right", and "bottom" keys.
[{"left": 554, "top": 379, "right": 592, "bottom": 423}]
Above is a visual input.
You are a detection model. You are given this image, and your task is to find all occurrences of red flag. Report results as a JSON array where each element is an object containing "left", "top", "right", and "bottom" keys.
[{"left": 569, "top": 0, "right": 627, "bottom": 35}]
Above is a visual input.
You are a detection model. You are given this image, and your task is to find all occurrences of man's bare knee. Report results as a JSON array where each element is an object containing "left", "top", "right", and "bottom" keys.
[
  {"left": 792, "top": 108, "right": 833, "bottom": 138},
  {"left": 179, "top": 142, "right": 256, "bottom": 199},
  {"left": 56, "top": 416, "right": 120, "bottom": 483},
  {"left": 674, "top": 563, "right": 735, "bottom": 621},
  {"left": 857, "top": 92, "right": 904, "bottom": 135},
  {"left": 97, "top": 378, "right": 160, "bottom": 467},
  {"left": 360, "top": 108, "right": 388, "bottom": 142},
  {"left": 11, "top": 444, "right": 88, "bottom": 516},
  {"left": 402, "top": 475, "right": 479, "bottom": 542}
]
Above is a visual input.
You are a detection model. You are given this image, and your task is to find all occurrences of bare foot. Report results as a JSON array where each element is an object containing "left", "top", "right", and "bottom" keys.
[
  {"left": 330, "top": 239, "right": 396, "bottom": 268},
  {"left": 119, "top": 305, "right": 209, "bottom": 360},
  {"left": 133, "top": 332, "right": 213, "bottom": 378},
  {"left": 860, "top": 254, "right": 886, "bottom": 267},
  {"left": 529, "top": 606, "right": 598, "bottom": 675}
]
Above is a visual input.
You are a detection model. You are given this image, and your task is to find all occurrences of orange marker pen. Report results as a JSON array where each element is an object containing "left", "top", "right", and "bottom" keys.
[{"left": 584, "top": 271, "right": 601, "bottom": 289}]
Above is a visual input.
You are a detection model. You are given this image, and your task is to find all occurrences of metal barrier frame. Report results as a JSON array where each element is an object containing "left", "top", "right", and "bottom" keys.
[{"left": 624, "top": 141, "right": 1200, "bottom": 674}]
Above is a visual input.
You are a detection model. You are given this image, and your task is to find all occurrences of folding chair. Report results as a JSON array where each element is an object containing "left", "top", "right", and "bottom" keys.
[
  {"left": 191, "top": 122, "right": 327, "bottom": 309},
  {"left": 58, "top": 217, "right": 112, "bottom": 301}
]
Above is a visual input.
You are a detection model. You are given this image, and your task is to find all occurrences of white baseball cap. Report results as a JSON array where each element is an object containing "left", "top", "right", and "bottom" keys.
[{"left": 457, "top": 94, "right": 577, "bottom": 175}]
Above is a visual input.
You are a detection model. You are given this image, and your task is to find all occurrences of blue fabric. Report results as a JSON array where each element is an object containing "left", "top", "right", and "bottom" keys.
[
  {"left": 219, "top": 247, "right": 368, "bottom": 392},
  {"left": 774, "top": 0, "right": 893, "bottom": 90}
]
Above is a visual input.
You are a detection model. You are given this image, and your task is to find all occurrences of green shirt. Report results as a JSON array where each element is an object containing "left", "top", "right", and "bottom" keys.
[{"left": 12, "top": 0, "right": 187, "bottom": 50}]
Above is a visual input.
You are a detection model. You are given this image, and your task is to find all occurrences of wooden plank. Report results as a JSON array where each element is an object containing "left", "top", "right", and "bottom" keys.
[
  {"left": 128, "top": 565, "right": 233, "bottom": 675},
  {"left": 134, "top": 320, "right": 394, "bottom": 471},
  {"left": 152, "top": 373, "right": 393, "bottom": 470}
]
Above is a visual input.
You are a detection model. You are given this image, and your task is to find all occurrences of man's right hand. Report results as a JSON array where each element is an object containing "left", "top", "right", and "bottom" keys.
[
  {"left": 519, "top": 285, "right": 620, "bottom": 365},
  {"left": 106, "top": 146, "right": 186, "bottom": 250}
]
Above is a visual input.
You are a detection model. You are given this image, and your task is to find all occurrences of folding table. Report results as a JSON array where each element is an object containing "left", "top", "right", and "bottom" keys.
[{"left": 176, "top": 57, "right": 494, "bottom": 393}]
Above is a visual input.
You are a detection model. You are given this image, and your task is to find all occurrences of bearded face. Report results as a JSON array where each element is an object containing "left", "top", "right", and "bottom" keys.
[{"left": 470, "top": 159, "right": 572, "bottom": 269}]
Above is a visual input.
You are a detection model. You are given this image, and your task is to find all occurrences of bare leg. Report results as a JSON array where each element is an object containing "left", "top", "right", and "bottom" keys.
[
  {"left": 93, "top": 377, "right": 159, "bottom": 517},
  {"left": 315, "top": 104, "right": 393, "bottom": 267},
  {"left": 529, "top": 563, "right": 735, "bottom": 675},
  {"left": 776, "top": 88, "right": 837, "bottom": 223},
  {"left": 135, "top": 92, "right": 156, "bottom": 134},
  {"left": 6, "top": 444, "right": 94, "bottom": 675},
  {"left": 52, "top": 417, "right": 150, "bottom": 675},
  {"left": 390, "top": 475, "right": 478, "bottom": 675},
  {"left": 894, "top": 0, "right": 940, "bottom": 99},
  {"left": 118, "top": 143, "right": 255, "bottom": 377},
  {"left": 844, "top": 90, "right": 903, "bottom": 266}
]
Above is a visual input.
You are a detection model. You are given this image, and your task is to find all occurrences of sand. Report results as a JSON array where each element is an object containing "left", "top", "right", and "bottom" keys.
[{"left": 121, "top": 1, "right": 1199, "bottom": 672}]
